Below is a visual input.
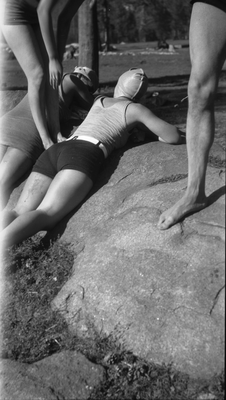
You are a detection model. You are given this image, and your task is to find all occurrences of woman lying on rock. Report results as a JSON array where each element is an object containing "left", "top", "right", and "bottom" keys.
[
  {"left": 0, "top": 68, "right": 185, "bottom": 249},
  {"left": 0, "top": 66, "right": 98, "bottom": 209}
]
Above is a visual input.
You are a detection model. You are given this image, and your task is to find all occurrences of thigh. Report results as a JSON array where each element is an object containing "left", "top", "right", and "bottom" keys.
[
  {"left": 15, "top": 172, "right": 52, "bottom": 214},
  {"left": 0, "top": 145, "right": 8, "bottom": 162},
  {"left": 0, "top": 147, "right": 33, "bottom": 187},
  {"left": 37, "top": 169, "right": 93, "bottom": 224},
  {"left": 190, "top": 3, "right": 226, "bottom": 81},
  {"left": 1, "top": 24, "right": 45, "bottom": 79}
]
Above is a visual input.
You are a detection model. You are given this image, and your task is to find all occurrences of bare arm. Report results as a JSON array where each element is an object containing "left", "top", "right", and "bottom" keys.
[
  {"left": 127, "top": 103, "right": 185, "bottom": 144},
  {"left": 37, "top": 0, "right": 62, "bottom": 88},
  {"left": 56, "top": 0, "right": 85, "bottom": 61}
]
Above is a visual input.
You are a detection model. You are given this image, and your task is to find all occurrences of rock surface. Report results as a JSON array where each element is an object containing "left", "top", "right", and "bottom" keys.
[
  {"left": 1, "top": 78, "right": 225, "bottom": 393},
  {"left": 51, "top": 140, "right": 225, "bottom": 380},
  {"left": 0, "top": 351, "right": 105, "bottom": 400}
]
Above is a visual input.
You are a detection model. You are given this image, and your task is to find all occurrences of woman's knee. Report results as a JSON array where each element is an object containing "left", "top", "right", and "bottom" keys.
[
  {"left": 35, "top": 207, "right": 60, "bottom": 230},
  {"left": 63, "top": 74, "right": 71, "bottom": 86},
  {"left": 0, "top": 172, "right": 13, "bottom": 194},
  {"left": 27, "top": 64, "right": 46, "bottom": 89},
  {"left": 188, "top": 74, "right": 216, "bottom": 111}
]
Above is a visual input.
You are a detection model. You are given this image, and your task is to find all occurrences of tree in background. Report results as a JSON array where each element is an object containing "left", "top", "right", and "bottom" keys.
[
  {"left": 102, "top": 0, "right": 111, "bottom": 51},
  {"left": 153, "top": 3, "right": 172, "bottom": 41},
  {"left": 57, "top": 0, "right": 191, "bottom": 55},
  {"left": 25, "top": 0, "right": 191, "bottom": 50},
  {"left": 96, "top": 0, "right": 191, "bottom": 44},
  {"left": 78, "top": 0, "right": 99, "bottom": 77}
]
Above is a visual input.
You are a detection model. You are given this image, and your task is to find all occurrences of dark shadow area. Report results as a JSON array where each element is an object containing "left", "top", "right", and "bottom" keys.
[
  {"left": 207, "top": 185, "right": 226, "bottom": 206},
  {"left": 176, "top": 185, "right": 226, "bottom": 226}
]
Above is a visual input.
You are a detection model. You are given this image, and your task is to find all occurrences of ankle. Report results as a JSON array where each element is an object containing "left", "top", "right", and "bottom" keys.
[{"left": 184, "top": 187, "right": 207, "bottom": 204}]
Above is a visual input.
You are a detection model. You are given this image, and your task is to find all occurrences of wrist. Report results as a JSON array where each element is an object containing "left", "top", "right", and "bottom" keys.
[{"left": 49, "top": 55, "right": 59, "bottom": 61}]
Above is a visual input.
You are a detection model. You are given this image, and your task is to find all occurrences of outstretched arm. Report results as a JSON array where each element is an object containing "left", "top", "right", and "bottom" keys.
[
  {"left": 128, "top": 103, "right": 185, "bottom": 144},
  {"left": 57, "top": 0, "right": 85, "bottom": 61}
]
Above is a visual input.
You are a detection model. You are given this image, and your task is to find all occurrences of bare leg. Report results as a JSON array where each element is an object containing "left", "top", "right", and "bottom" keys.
[
  {"left": 0, "top": 172, "right": 52, "bottom": 230},
  {"left": 158, "top": 3, "right": 226, "bottom": 230},
  {"left": 1, "top": 25, "right": 53, "bottom": 149},
  {"left": 0, "top": 170, "right": 93, "bottom": 248},
  {"left": 0, "top": 147, "right": 33, "bottom": 210},
  {"left": 0, "top": 144, "right": 7, "bottom": 162}
]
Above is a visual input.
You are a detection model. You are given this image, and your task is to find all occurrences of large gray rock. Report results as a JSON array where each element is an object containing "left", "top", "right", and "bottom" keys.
[
  {"left": 0, "top": 351, "right": 105, "bottom": 400},
  {"left": 2, "top": 89, "right": 225, "bottom": 384},
  {"left": 51, "top": 138, "right": 225, "bottom": 380}
]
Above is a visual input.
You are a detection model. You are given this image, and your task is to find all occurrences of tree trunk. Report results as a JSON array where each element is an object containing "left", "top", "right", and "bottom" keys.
[
  {"left": 78, "top": 0, "right": 99, "bottom": 78},
  {"left": 103, "top": 0, "right": 110, "bottom": 51}
]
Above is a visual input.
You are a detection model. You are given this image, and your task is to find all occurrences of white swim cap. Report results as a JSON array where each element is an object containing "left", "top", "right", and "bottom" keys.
[
  {"left": 73, "top": 66, "right": 99, "bottom": 93},
  {"left": 114, "top": 68, "right": 148, "bottom": 100}
]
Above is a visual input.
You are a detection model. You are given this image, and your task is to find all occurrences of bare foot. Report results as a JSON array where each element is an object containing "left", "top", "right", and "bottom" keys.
[{"left": 158, "top": 195, "right": 208, "bottom": 230}]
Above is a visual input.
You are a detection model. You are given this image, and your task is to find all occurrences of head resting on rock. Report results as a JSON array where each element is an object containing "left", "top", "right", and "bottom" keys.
[{"left": 114, "top": 68, "right": 148, "bottom": 101}]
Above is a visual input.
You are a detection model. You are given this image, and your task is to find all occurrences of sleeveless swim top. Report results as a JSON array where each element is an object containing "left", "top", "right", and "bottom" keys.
[{"left": 69, "top": 96, "right": 133, "bottom": 156}]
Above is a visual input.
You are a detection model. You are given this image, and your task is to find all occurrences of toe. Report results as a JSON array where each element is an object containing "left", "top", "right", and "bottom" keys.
[{"left": 158, "top": 214, "right": 175, "bottom": 230}]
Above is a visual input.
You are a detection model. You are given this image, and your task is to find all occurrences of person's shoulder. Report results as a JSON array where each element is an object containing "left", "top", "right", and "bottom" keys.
[
  {"left": 126, "top": 101, "right": 144, "bottom": 113},
  {"left": 125, "top": 102, "right": 148, "bottom": 124},
  {"left": 93, "top": 95, "right": 107, "bottom": 105},
  {"left": 94, "top": 94, "right": 105, "bottom": 102}
]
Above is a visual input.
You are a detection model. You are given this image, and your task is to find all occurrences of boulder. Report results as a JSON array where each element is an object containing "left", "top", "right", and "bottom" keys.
[
  {"left": 0, "top": 351, "right": 104, "bottom": 400},
  {"left": 51, "top": 139, "right": 225, "bottom": 380},
  {"left": 2, "top": 88, "right": 225, "bottom": 382}
]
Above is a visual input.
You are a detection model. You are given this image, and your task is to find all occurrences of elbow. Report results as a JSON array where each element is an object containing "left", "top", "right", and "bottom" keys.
[
  {"left": 169, "top": 129, "right": 186, "bottom": 145},
  {"left": 159, "top": 135, "right": 186, "bottom": 145},
  {"left": 177, "top": 134, "right": 186, "bottom": 144},
  {"left": 169, "top": 136, "right": 186, "bottom": 145}
]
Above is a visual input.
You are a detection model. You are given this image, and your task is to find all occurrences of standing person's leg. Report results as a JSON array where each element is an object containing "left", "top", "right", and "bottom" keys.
[
  {"left": 0, "top": 170, "right": 93, "bottom": 248},
  {"left": 0, "top": 147, "right": 33, "bottom": 209},
  {"left": 158, "top": 3, "right": 226, "bottom": 230},
  {"left": 1, "top": 25, "right": 53, "bottom": 149}
]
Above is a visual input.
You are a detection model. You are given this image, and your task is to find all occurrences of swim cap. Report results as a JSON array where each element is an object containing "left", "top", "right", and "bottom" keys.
[
  {"left": 73, "top": 66, "right": 99, "bottom": 93},
  {"left": 114, "top": 68, "right": 148, "bottom": 100}
]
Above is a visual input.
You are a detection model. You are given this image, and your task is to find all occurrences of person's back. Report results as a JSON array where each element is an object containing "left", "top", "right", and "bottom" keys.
[{"left": 69, "top": 96, "right": 134, "bottom": 156}]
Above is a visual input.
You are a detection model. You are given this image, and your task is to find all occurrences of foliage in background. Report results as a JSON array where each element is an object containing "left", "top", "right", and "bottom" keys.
[
  {"left": 53, "top": 0, "right": 191, "bottom": 46},
  {"left": 97, "top": 0, "right": 192, "bottom": 44}
]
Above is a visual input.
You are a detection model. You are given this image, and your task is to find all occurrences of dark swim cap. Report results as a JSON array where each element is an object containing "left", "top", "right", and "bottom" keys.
[{"left": 73, "top": 66, "right": 99, "bottom": 93}]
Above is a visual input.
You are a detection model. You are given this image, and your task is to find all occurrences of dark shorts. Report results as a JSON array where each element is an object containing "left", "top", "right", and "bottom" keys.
[
  {"left": 190, "top": 0, "right": 226, "bottom": 12},
  {"left": 3, "top": 0, "right": 39, "bottom": 25},
  {"left": 32, "top": 140, "right": 105, "bottom": 183}
]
